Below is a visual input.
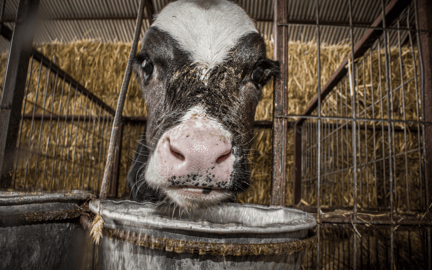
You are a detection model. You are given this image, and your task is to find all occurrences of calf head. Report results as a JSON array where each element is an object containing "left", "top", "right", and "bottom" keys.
[{"left": 127, "top": 0, "right": 280, "bottom": 210}]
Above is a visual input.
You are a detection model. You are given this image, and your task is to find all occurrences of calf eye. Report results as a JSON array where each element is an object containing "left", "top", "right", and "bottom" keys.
[
  {"left": 141, "top": 59, "right": 153, "bottom": 80},
  {"left": 251, "top": 66, "right": 264, "bottom": 86}
]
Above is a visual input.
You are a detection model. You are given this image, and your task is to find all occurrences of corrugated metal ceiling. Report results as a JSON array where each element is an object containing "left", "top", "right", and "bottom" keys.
[{"left": 1, "top": 0, "right": 412, "bottom": 53}]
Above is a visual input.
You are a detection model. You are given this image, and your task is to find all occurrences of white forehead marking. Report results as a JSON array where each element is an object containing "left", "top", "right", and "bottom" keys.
[
  {"left": 153, "top": 0, "right": 258, "bottom": 69},
  {"left": 180, "top": 105, "right": 232, "bottom": 139}
]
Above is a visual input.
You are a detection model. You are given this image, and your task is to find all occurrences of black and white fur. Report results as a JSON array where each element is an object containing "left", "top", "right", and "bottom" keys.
[{"left": 127, "top": 0, "right": 280, "bottom": 210}]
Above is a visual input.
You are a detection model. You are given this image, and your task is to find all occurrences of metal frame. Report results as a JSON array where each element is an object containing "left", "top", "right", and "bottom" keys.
[
  {"left": 0, "top": 0, "right": 41, "bottom": 188},
  {"left": 0, "top": 1, "right": 116, "bottom": 194},
  {"left": 272, "top": 0, "right": 432, "bottom": 268}
]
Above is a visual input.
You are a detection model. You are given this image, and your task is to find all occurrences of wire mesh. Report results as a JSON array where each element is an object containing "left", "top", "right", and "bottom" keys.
[
  {"left": 274, "top": 0, "right": 432, "bottom": 268},
  {"left": 302, "top": 227, "right": 429, "bottom": 270},
  {"left": 8, "top": 46, "right": 114, "bottom": 193}
]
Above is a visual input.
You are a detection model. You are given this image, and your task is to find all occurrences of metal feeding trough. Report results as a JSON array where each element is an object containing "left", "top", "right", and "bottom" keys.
[
  {"left": 84, "top": 200, "right": 316, "bottom": 270},
  {"left": 0, "top": 191, "right": 95, "bottom": 270}
]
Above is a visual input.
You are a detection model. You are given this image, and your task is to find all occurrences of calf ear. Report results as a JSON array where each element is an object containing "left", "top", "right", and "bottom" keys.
[
  {"left": 258, "top": 59, "right": 281, "bottom": 80},
  {"left": 250, "top": 59, "right": 280, "bottom": 88}
]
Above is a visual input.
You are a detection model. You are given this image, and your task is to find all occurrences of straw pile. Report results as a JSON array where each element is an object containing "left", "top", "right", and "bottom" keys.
[{"left": 0, "top": 39, "right": 423, "bottom": 213}]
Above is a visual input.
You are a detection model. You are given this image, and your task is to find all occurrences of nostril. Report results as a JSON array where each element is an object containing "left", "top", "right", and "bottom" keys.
[
  {"left": 170, "top": 146, "right": 185, "bottom": 161},
  {"left": 216, "top": 151, "right": 231, "bottom": 164}
]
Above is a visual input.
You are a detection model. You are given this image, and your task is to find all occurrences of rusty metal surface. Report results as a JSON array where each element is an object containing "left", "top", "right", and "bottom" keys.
[
  {"left": 0, "top": 191, "right": 93, "bottom": 225},
  {"left": 0, "top": 190, "right": 94, "bottom": 205},
  {"left": 293, "top": 124, "right": 302, "bottom": 205},
  {"left": 0, "top": 0, "right": 41, "bottom": 189},
  {"left": 109, "top": 122, "right": 123, "bottom": 197},
  {"left": 417, "top": 0, "right": 432, "bottom": 222},
  {"left": 271, "top": 0, "right": 288, "bottom": 207}
]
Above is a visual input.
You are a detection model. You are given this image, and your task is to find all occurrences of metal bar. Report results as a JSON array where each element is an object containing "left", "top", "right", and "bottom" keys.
[
  {"left": 100, "top": 0, "right": 146, "bottom": 199},
  {"left": 87, "top": 105, "right": 101, "bottom": 191},
  {"left": 42, "top": 71, "right": 59, "bottom": 189},
  {"left": 316, "top": 0, "right": 322, "bottom": 224},
  {"left": 23, "top": 59, "right": 43, "bottom": 189},
  {"left": 271, "top": 0, "right": 288, "bottom": 206},
  {"left": 293, "top": 123, "right": 302, "bottom": 205},
  {"left": 78, "top": 95, "right": 90, "bottom": 189},
  {"left": 348, "top": 2, "right": 358, "bottom": 267},
  {"left": 417, "top": 0, "right": 432, "bottom": 220},
  {"left": 34, "top": 48, "right": 53, "bottom": 189},
  {"left": 109, "top": 122, "right": 123, "bottom": 198},
  {"left": 0, "top": 24, "right": 115, "bottom": 116},
  {"left": 1, "top": 15, "right": 154, "bottom": 22},
  {"left": 51, "top": 77, "right": 66, "bottom": 190},
  {"left": 68, "top": 87, "right": 82, "bottom": 190},
  {"left": 61, "top": 84, "right": 77, "bottom": 189},
  {"left": 12, "top": 54, "right": 34, "bottom": 188},
  {"left": 278, "top": 114, "right": 432, "bottom": 127},
  {"left": 0, "top": 0, "right": 40, "bottom": 188},
  {"left": 278, "top": 22, "right": 424, "bottom": 33},
  {"left": 295, "top": 0, "right": 412, "bottom": 126},
  {"left": 397, "top": 19, "right": 411, "bottom": 212},
  {"left": 95, "top": 115, "right": 107, "bottom": 192},
  {"left": 19, "top": 114, "right": 278, "bottom": 129},
  {"left": 407, "top": 5, "right": 425, "bottom": 210}
]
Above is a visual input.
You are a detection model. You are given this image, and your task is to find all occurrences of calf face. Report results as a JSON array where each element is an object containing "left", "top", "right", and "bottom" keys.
[{"left": 127, "top": 0, "right": 279, "bottom": 210}]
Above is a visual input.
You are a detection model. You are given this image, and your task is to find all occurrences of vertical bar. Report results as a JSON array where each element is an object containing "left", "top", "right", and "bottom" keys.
[
  {"left": 348, "top": 0, "right": 357, "bottom": 268},
  {"left": 381, "top": 0, "right": 394, "bottom": 268},
  {"left": 67, "top": 86, "right": 81, "bottom": 189},
  {"left": 80, "top": 99, "right": 92, "bottom": 190},
  {"left": 378, "top": 41, "right": 388, "bottom": 209},
  {"left": 0, "top": 0, "right": 40, "bottom": 188},
  {"left": 23, "top": 61, "right": 43, "bottom": 188},
  {"left": 12, "top": 54, "right": 34, "bottom": 188},
  {"left": 95, "top": 115, "right": 107, "bottom": 192},
  {"left": 100, "top": 0, "right": 146, "bottom": 199},
  {"left": 407, "top": 5, "right": 425, "bottom": 211},
  {"left": 293, "top": 123, "right": 302, "bottom": 205},
  {"left": 315, "top": 0, "right": 322, "bottom": 223},
  {"left": 51, "top": 77, "right": 66, "bottom": 190},
  {"left": 34, "top": 52, "right": 53, "bottom": 189},
  {"left": 271, "top": 0, "right": 288, "bottom": 206},
  {"left": 362, "top": 58, "right": 369, "bottom": 209},
  {"left": 417, "top": 0, "right": 432, "bottom": 220},
  {"left": 109, "top": 121, "right": 123, "bottom": 197},
  {"left": 370, "top": 49, "right": 378, "bottom": 209},
  {"left": 42, "top": 71, "right": 59, "bottom": 189},
  {"left": 59, "top": 83, "right": 74, "bottom": 189},
  {"left": 87, "top": 105, "right": 101, "bottom": 190},
  {"left": 396, "top": 19, "right": 411, "bottom": 212}
]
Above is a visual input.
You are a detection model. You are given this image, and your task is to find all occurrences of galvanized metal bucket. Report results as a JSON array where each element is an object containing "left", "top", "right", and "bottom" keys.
[
  {"left": 0, "top": 191, "right": 95, "bottom": 270},
  {"left": 85, "top": 200, "right": 316, "bottom": 270}
]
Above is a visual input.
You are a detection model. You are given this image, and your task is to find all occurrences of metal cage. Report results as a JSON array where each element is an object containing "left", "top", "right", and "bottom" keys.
[{"left": 272, "top": 0, "right": 432, "bottom": 268}]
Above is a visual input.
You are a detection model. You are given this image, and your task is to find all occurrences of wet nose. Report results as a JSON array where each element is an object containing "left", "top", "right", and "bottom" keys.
[{"left": 167, "top": 130, "right": 232, "bottom": 168}]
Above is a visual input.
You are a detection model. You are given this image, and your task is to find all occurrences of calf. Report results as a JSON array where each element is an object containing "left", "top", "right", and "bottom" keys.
[{"left": 127, "top": 0, "right": 280, "bottom": 210}]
